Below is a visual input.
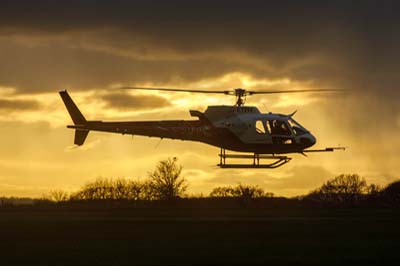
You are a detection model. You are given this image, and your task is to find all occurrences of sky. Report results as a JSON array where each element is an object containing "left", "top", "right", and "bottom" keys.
[{"left": 0, "top": 0, "right": 399, "bottom": 197}]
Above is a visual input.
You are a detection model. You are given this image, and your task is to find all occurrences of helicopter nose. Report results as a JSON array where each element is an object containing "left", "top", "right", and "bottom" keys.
[
  {"left": 309, "top": 134, "right": 316, "bottom": 146},
  {"left": 300, "top": 133, "right": 316, "bottom": 147}
]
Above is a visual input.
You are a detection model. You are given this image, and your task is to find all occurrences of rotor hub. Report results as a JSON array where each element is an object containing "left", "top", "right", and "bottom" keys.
[{"left": 233, "top": 88, "right": 247, "bottom": 106}]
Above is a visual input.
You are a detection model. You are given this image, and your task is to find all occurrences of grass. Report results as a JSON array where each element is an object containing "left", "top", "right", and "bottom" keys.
[{"left": 0, "top": 205, "right": 399, "bottom": 265}]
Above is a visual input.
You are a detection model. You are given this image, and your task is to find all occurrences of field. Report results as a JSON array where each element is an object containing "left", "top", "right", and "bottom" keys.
[{"left": 1, "top": 204, "right": 399, "bottom": 265}]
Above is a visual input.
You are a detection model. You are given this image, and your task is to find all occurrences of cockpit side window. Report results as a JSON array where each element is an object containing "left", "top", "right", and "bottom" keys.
[{"left": 255, "top": 120, "right": 266, "bottom": 134}]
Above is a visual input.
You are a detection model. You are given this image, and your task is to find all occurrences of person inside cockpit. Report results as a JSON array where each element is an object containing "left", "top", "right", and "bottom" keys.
[{"left": 270, "top": 120, "right": 290, "bottom": 136}]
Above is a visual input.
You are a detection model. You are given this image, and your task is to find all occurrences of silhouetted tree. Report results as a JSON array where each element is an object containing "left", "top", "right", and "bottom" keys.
[
  {"left": 51, "top": 189, "right": 69, "bottom": 202},
  {"left": 70, "top": 177, "right": 149, "bottom": 201},
  {"left": 128, "top": 179, "right": 148, "bottom": 201},
  {"left": 307, "top": 174, "right": 369, "bottom": 204},
  {"left": 366, "top": 183, "right": 383, "bottom": 198},
  {"left": 113, "top": 178, "right": 132, "bottom": 200},
  {"left": 209, "top": 186, "right": 235, "bottom": 197},
  {"left": 210, "top": 184, "right": 273, "bottom": 198},
  {"left": 139, "top": 180, "right": 157, "bottom": 200},
  {"left": 148, "top": 157, "right": 187, "bottom": 200},
  {"left": 71, "top": 177, "right": 115, "bottom": 200},
  {"left": 381, "top": 180, "right": 400, "bottom": 204},
  {"left": 42, "top": 189, "right": 69, "bottom": 202},
  {"left": 235, "top": 183, "right": 271, "bottom": 198}
]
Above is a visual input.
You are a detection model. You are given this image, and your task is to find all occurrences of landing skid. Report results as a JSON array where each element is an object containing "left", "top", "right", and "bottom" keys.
[{"left": 218, "top": 148, "right": 291, "bottom": 169}]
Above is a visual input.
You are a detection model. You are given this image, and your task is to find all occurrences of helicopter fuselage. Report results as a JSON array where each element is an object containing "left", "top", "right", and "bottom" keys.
[{"left": 64, "top": 94, "right": 316, "bottom": 154}]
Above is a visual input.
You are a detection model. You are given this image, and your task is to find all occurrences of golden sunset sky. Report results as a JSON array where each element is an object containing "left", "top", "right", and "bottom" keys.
[{"left": 0, "top": 0, "right": 399, "bottom": 197}]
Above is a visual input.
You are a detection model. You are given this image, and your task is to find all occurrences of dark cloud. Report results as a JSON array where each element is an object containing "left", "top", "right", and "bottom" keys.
[
  {"left": 0, "top": 98, "right": 40, "bottom": 111},
  {"left": 0, "top": 1, "right": 399, "bottom": 94},
  {"left": 101, "top": 92, "right": 170, "bottom": 110},
  {"left": 0, "top": 39, "right": 248, "bottom": 92}
]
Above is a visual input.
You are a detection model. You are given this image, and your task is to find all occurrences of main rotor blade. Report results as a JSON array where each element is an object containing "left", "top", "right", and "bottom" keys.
[
  {"left": 248, "top": 89, "right": 345, "bottom": 95},
  {"left": 121, "top": 86, "right": 229, "bottom": 94}
]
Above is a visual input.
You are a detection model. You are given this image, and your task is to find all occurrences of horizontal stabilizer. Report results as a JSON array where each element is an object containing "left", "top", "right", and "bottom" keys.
[{"left": 74, "top": 129, "right": 89, "bottom": 146}]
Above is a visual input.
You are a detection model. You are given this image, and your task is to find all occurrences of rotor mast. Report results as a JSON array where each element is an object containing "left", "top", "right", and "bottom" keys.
[{"left": 233, "top": 88, "right": 247, "bottom": 107}]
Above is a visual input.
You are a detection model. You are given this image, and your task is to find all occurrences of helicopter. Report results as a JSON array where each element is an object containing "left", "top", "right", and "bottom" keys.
[{"left": 59, "top": 87, "right": 345, "bottom": 168}]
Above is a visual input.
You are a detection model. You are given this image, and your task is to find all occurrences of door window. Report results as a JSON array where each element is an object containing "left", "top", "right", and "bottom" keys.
[
  {"left": 268, "top": 120, "right": 291, "bottom": 136},
  {"left": 255, "top": 120, "right": 266, "bottom": 134}
]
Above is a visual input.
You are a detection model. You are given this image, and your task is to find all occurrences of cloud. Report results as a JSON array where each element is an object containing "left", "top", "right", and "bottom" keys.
[
  {"left": 0, "top": 183, "right": 51, "bottom": 197},
  {"left": 101, "top": 92, "right": 170, "bottom": 110},
  {"left": 266, "top": 165, "right": 333, "bottom": 190},
  {"left": 0, "top": 1, "right": 397, "bottom": 96},
  {"left": 0, "top": 98, "right": 40, "bottom": 111},
  {"left": 0, "top": 37, "right": 245, "bottom": 92}
]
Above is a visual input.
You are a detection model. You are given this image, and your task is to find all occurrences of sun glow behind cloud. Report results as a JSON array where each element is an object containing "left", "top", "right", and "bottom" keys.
[{"left": 49, "top": 73, "right": 318, "bottom": 121}]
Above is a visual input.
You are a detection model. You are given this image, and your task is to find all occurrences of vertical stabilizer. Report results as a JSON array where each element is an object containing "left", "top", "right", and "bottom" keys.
[
  {"left": 59, "top": 90, "right": 89, "bottom": 146},
  {"left": 59, "top": 90, "right": 86, "bottom": 125}
]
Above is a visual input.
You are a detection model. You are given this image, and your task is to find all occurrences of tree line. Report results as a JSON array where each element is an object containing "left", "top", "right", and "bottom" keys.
[
  {"left": 33, "top": 157, "right": 400, "bottom": 207},
  {"left": 44, "top": 157, "right": 187, "bottom": 202}
]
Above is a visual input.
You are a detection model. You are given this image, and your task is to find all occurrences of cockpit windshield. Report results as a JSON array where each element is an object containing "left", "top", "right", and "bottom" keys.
[{"left": 288, "top": 118, "right": 308, "bottom": 136}]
